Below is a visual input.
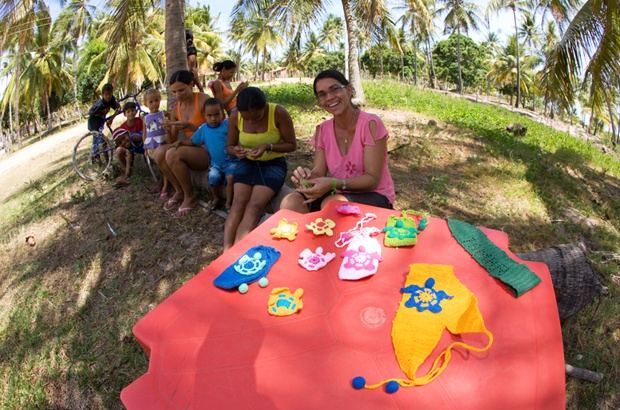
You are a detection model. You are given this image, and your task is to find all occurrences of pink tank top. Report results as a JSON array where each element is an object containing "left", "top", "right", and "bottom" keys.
[{"left": 311, "top": 111, "right": 395, "bottom": 204}]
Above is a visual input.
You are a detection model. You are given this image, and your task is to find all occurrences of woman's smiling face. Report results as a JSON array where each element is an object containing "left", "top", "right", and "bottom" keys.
[{"left": 315, "top": 78, "right": 351, "bottom": 114}]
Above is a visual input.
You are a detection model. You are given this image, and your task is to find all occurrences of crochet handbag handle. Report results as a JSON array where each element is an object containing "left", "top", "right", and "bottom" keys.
[{"left": 400, "top": 209, "right": 429, "bottom": 230}]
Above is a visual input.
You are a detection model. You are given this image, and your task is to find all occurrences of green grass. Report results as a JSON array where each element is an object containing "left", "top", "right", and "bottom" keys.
[{"left": 0, "top": 80, "right": 618, "bottom": 408}]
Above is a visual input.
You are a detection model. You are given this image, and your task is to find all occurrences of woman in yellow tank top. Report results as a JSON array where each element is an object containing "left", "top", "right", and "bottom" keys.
[
  {"left": 223, "top": 87, "right": 297, "bottom": 251},
  {"left": 156, "top": 70, "right": 210, "bottom": 216},
  {"left": 211, "top": 60, "right": 248, "bottom": 114}
]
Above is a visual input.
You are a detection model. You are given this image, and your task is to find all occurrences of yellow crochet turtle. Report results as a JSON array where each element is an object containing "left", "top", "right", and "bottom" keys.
[{"left": 270, "top": 218, "right": 299, "bottom": 241}]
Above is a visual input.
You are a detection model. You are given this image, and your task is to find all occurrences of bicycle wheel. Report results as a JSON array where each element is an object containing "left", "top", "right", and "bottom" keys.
[{"left": 72, "top": 131, "right": 114, "bottom": 181}]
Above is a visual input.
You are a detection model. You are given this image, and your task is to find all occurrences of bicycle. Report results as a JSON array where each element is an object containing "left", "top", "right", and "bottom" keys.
[{"left": 72, "top": 85, "right": 160, "bottom": 182}]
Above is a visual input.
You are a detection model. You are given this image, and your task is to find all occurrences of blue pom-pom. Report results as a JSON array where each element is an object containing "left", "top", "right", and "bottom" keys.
[
  {"left": 385, "top": 381, "right": 399, "bottom": 393},
  {"left": 352, "top": 376, "right": 366, "bottom": 390}
]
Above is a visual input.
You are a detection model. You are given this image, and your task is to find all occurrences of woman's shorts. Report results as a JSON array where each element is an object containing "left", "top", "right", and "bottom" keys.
[
  {"left": 209, "top": 159, "right": 239, "bottom": 187},
  {"left": 306, "top": 191, "right": 393, "bottom": 212},
  {"left": 234, "top": 157, "right": 287, "bottom": 195}
]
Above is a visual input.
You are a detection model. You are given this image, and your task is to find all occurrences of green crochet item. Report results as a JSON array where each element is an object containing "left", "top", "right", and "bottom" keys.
[
  {"left": 383, "top": 210, "right": 429, "bottom": 247},
  {"left": 447, "top": 219, "right": 541, "bottom": 297}
]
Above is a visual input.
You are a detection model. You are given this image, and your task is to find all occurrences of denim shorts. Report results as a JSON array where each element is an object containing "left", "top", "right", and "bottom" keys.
[
  {"left": 233, "top": 157, "right": 287, "bottom": 194},
  {"left": 209, "top": 159, "right": 238, "bottom": 187}
]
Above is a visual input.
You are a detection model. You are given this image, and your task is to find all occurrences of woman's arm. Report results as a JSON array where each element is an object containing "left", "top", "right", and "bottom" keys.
[
  {"left": 163, "top": 104, "right": 178, "bottom": 144},
  {"left": 225, "top": 110, "right": 247, "bottom": 159}
]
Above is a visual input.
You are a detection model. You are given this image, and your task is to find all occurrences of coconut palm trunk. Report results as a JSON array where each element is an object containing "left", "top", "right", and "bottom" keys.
[
  {"left": 164, "top": 0, "right": 188, "bottom": 109},
  {"left": 13, "top": 44, "right": 22, "bottom": 148},
  {"left": 341, "top": 0, "right": 366, "bottom": 105},
  {"left": 512, "top": 7, "right": 521, "bottom": 108},
  {"left": 456, "top": 29, "right": 463, "bottom": 93}
]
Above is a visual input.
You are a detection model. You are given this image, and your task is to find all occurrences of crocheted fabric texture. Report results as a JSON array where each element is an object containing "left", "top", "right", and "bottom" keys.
[
  {"left": 213, "top": 245, "right": 281, "bottom": 290},
  {"left": 354, "top": 264, "right": 493, "bottom": 392},
  {"left": 382, "top": 210, "right": 428, "bottom": 247},
  {"left": 447, "top": 219, "right": 541, "bottom": 297}
]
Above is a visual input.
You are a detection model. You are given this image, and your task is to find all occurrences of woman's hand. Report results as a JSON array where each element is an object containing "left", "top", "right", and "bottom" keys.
[
  {"left": 232, "top": 145, "right": 248, "bottom": 159},
  {"left": 162, "top": 116, "right": 172, "bottom": 132},
  {"left": 171, "top": 120, "right": 190, "bottom": 129},
  {"left": 235, "top": 81, "right": 249, "bottom": 94},
  {"left": 170, "top": 140, "right": 182, "bottom": 150},
  {"left": 296, "top": 176, "right": 333, "bottom": 204},
  {"left": 291, "top": 166, "right": 314, "bottom": 188},
  {"left": 247, "top": 143, "right": 269, "bottom": 159}
]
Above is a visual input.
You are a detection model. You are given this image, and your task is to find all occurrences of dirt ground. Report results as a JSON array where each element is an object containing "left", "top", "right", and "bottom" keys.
[{"left": 0, "top": 123, "right": 88, "bottom": 204}]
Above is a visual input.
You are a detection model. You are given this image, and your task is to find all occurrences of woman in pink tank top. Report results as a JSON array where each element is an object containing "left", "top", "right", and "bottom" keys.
[
  {"left": 155, "top": 70, "right": 210, "bottom": 217},
  {"left": 280, "top": 70, "right": 395, "bottom": 213}
]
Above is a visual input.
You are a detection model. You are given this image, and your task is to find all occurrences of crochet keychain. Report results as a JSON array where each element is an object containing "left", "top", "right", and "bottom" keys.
[
  {"left": 382, "top": 209, "right": 429, "bottom": 247},
  {"left": 335, "top": 213, "right": 383, "bottom": 280}
]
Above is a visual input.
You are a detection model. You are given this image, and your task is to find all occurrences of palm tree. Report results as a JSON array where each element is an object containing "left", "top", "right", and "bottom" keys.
[
  {"left": 300, "top": 32, "right": 328, "bottom": 69},
  {"left": 262, "top": 0, "right": 388, "bottom": 105},
  {"left": 543, "top": 0, "right": 620, "bottom": 143},
  {"left": 437, "top": 0, "right": 485, "bottom": 93},
  {"left": 487, "top": 35, "right": 539, "bottom": 106},
  {"left": 0, "top": 0, "right": 47, "bottom": 147},
  {"left": 362, "top": 5, "right": 401, "bottom": 80},
  {"left": 54, "top": 0, "right": 99, "bottom": 116},
  {"left": 487, "top": 0, "right": 529, "bottom": 107},
  {"left": 234, "top": 0, "right": 284, "bottom": 81},
  {"left": 397, "top": 0, "right": 433, "bottom": 85},
  {"left": 518, "top": 11, "right": 542, "bottom": 55},
  {"left": 20, "top": 4, "right": 73, "bottom": 131},
  {"left": 94, "top": 6, "right": 164, "bottom": 92},
  {"left": 320, "top": 14, "right": 344, "bottom": 52}
]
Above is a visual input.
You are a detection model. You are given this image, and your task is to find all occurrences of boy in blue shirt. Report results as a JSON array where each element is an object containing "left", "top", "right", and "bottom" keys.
[{"left": 173, "top": 98, "right": 238, "bottom": 213}]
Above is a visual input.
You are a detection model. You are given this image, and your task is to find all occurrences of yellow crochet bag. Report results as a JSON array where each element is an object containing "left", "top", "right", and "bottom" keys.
[{"left": 352, "top": 264, "right": 493, "bottom": 393}]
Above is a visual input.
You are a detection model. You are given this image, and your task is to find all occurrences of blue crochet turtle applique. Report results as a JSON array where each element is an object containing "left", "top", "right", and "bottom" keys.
[
  {"left": 383, "top": 220, "right": 419, "bottom": 241},
  {"left": 213, "top": 245, "right": 281, "bottom": 293},
  {"left": 400, "top": 277, "right": 453, "bottom": 313}
]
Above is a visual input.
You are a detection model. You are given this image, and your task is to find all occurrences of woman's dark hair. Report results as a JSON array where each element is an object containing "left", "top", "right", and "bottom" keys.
[
  {"left": 236, "top": 87, "right": 267, "bottom": 111},
  {"left": 214, "top": 60, "right": 237, "bottom": 72},
  {"left": 203, "top": 97, "right": 224, "bottom": 112},
  {"left": 313, "top": 70, "right": 350, "bottom": 96},
  {"left": 185, "top": 29, "right": 194, "bottom": 47},
  {"left": 169, "top": 70, "right": 193, "bottom": 86}
]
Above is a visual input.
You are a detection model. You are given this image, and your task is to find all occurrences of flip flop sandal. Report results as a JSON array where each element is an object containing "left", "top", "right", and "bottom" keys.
[
  {"left": 159, "top": 191, "right": 169, "bottom": 200},
  {"left": 173, "top": 207, "right": 194, "bottom": 218},
  {"left": 163, "top": 199, "right": 179, "bottom": 211},
  {"left": 205, "top": 200, "right": 217, "bottom": 213}
]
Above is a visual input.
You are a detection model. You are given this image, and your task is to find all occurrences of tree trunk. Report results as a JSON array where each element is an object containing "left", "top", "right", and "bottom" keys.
[
  {"left": 14, "top": 43, "right": 22, "bottom": 148},
  {"left": 164, "top": 0, "right": 188, "bottom": 111},
  {"left": 45, "top": 90, "right": 52, "bottom": 131},
  {"left": 412, "top": 25, "right": 418, "bottom": 86},
  {"left": 426, "top": 40, "right": 436, "bottom": 89},
  {"left": 456, "top": 30, "right": 463, "bottom": 94},
  {"left": 517, "top": 243, "right": 604, "bottom": 323},
  {"left": 513, "top": 8, "right": 521, "bottom": 108},
  {"left": 341, "top": 0, "right": 366, "bottom": 105}
]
